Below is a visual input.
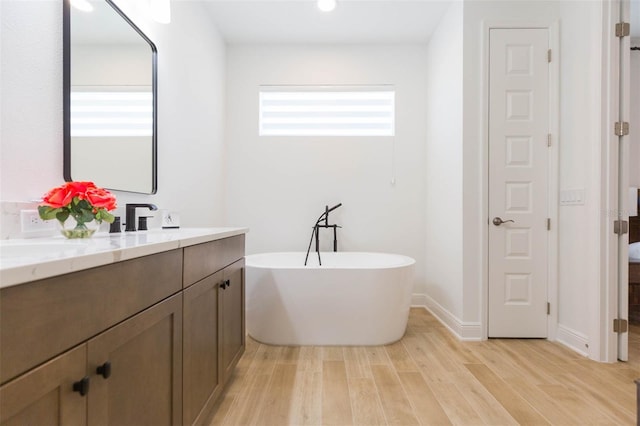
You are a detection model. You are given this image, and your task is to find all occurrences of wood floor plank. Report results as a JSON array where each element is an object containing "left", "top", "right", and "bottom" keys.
[
  {"left": 556, "top": 371, "right": 636, "bottom": 425},
  {"left": 297, "top": 346, "right": 322, "bottom": 373},
  {"left": 385, "top": 341, "right": 419, "bottom": 372},
  {"left": 538, "top": 383, "right": 617, "bottom": 424},
  {"left": 397, "top": 371, "right": 451, "bottom": 426},
  {"left": 493, "top": 339, "right": 566, "bottom": 385},
  {"left": 371, "top": 365, "right": 420, "bottom": 425},
  {"left": 401, "top": 333, "right": 453, "bottom": 383},
  {"left": 470, "top": 342, "right": 529, "bottom": 381},
  {"left": 322, "top": 347, "right": 344, "bottom": 361},
  {"left": 452, "top": 373, "right": 518, "bottom": 426},
  {"left": 348, "top": 377, "right": 387, "bottom": 426},
  {"left": 322, "top": 361, "right": 353, "bottom": 426},
  {"left": 366, "top": 346, "right": 392, "bottom": 366},
  {"left": 464, "top": 363, "right": 550, "bottom": 425},
  {"left": 280, "top": 346, "right": 301, "bottom": 364},
  {"left": 257, "top": 363, "right": 298, "bottom": 425},
  {"left": 290, "top": 371, "right": 322, "bottom": 426},
  {"left": 222, "top": 373, "right": 272, "bottom": 426},
  {"left": 430, "top": 327, "right": 482, "bottom": 365},
  {"left": 428, "top": 381, "right": 485, "bottom": 426},
  {"left": 344, "top": 346, "right": 373, "bottom": 379},
  {"left": 503, "top": 377, "right": 584, "bottom": 426},
  {"left": 246, "top": 343, "right": 282, "bottom": 377}
]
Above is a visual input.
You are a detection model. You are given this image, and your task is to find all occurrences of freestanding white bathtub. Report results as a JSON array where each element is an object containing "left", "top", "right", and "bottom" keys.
[{"left": 245, "top": 252, "right": 415, "bottom": 346}]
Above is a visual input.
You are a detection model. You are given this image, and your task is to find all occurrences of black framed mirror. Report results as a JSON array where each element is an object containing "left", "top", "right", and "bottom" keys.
[{"left": 63, "top": 0, "right": 157, "bottom": 194}]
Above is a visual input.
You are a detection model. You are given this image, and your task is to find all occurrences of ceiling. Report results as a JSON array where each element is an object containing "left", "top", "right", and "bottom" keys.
[{"left": 203, "top": 0, "right": 453, "bottom": 44}]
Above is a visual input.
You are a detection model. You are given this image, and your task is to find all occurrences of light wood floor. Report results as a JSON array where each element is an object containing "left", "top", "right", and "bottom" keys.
[{"left": 206, "top": 308, "right": 639, "bottom": 425}]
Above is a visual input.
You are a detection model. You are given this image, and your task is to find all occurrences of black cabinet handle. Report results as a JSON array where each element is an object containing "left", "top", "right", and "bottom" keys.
[
  {"left": 73, "top": 376, "right": 90, "bottom": 396},
  {"left": 226, "top": 279, "right": 231, "bottom": 288},
  {"left": 97, "top": 362, "right": 111, "bottom": 379},
  {"left": 220, "top": 281, "right": 227, "bottom": 289}
]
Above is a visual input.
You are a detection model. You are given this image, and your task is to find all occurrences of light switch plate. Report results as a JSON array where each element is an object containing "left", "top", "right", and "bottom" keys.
[
  {"left": 560, "top": 189, "right": 585, "bottom": 206},
  {"left": 161, "top": 211, "right": 180, "bottom": 228}
]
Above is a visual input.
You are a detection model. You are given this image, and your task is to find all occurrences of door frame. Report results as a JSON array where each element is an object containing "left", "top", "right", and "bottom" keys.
[
  {"left": 600, "top": 0, "right": 631, "bottom": 363},
  {"left": 480, "top": 21, "right": 560, "bottom": 340}
]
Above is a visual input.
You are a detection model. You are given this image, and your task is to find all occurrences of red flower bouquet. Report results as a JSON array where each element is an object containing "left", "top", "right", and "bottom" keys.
[{"left": 38, "top": 181, "right": 117, "bottom": 237}]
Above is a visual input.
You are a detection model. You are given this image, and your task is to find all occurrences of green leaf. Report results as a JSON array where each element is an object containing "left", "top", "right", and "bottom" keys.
[
  {"left": 77, "top": 198, "right": 91, "bottom": 210},
  {"left": 38, "top": 206, "right": 60, "bottom": 221},
  {"left": 79, "top": 209, "right": 94, "bottom": 224},
  {"left": 56, "top": 210, "right": 70, "bottom": 223},
  {"left": 100, "top": 210, "right": 115, "bottom": 224}
]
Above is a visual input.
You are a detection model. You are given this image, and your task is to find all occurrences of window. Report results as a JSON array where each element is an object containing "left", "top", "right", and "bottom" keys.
[
  {"left": 259, "top": 86, "right": 395, "bottom": 136},
  {"left": 70, "top": 88, "right": 153, "bottom": 137}
]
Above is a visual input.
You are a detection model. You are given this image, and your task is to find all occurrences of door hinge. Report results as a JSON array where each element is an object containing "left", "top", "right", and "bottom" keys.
[
  {"left": 547, "top": 302, "right": 550, "bottom": 315},
  {"left": 547, "top": 49, "right": 552, "bottom": 63},
  {"left": 615, "top": 121, "right": 630, "bottom": 136},
  {"left": 614, "top": 220, "right": 629, "bottom": 235},
  {"left": 613, "top": 318, "right": 629, "bottom": 333},
  {"left": 546, "top": 218, "right": 551, "bottom": 231},
  {"left": 547, "top": 134, "right": 552, "bottom": 147},
  {"left": 616, "top": 22, "right": 630, "bottom": 37}
]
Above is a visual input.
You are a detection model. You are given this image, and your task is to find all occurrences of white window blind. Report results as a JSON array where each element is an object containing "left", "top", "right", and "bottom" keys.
[
  {"left": 70, "top": 89, "right": 153, "bottom": 137},
  {"left": 259, "top": 87, "right": 395, "bottom": 136}
]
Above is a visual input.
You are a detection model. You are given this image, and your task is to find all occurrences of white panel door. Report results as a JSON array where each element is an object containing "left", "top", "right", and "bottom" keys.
[{"left": 488, "top": 28, "right": 549, "bottom": 338}]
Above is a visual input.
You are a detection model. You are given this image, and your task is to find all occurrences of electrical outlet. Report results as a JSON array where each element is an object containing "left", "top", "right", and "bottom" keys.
[{"left": 20, "top": 209, "right": 56, "bottom": 234}]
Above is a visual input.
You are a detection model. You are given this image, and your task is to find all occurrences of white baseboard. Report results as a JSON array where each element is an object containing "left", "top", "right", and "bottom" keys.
[
  {"left": 556, "top": 324, "right": 589, "bottom": 357},
  {"left": 411, "top": 293, "right": 428, "bottom": 307},
  {"left": 412, "top": 293, "right": 482, "bottom": 341}
]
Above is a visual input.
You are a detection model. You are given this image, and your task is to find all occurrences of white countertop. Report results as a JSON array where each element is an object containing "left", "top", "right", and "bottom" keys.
[{"left": 0, "top": 227, "right": 248, "bottom": 289}]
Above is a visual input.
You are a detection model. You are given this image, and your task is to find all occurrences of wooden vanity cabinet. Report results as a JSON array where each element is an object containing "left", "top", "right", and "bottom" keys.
[
  {"left": 0, "top": 233, "right": 245, "bottom": 426},
  {"left": 182, "top": 236, "right": 245, "bottom": 426},
  {"left": 0, "top": 345, "right": 86, "bottom": 426},
  {"left": 87, "top": 294, "right": 183, "bottom": 426},
  {"left": 183, "top": 271, "right": 222, "bottom": 426},
  {"left": 220, "top": 259, "right": 245, "bottom": 384}
]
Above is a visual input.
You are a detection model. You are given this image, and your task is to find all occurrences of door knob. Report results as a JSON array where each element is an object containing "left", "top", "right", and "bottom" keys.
[{"left": 492, "top": 217, "right": 515, "bottom": 226}]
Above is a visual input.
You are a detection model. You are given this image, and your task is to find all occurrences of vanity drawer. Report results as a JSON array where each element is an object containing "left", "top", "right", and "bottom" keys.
[
  {"left": 183, "top": 235, "right": 245, "bottom": 288},
  {"left": 0, "top": 249, "right": 182, "bottom": 384}
]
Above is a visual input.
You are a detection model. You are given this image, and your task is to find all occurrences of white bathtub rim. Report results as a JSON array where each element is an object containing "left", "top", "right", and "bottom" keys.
[{"left": 245, "top": 251, "right": 416, "bottom": 270}]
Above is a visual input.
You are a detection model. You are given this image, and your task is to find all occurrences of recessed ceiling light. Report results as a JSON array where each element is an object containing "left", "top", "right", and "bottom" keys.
[
  {"left": 70, "top": 0, "right": 93, "bottom": 12},
  {"left": 317, "top": 0, "right": 337, "bottom": 13}
]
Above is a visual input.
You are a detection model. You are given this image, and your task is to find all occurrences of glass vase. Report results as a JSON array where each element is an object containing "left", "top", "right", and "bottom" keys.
[{"left": 59, "top": 219, "right": 100, "bottom": 239}]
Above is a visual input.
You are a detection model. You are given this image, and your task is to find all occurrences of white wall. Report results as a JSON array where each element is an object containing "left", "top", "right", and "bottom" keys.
[
  {"left": 225, "top": 44, "right": 428, "bottom": 294},
  {"left": 0, "top": 0, "right": 226, "bottom": 227},
  {"left": 424, "top": 3, "right": 464, "bottom": 321},
  {"left": 631, "top": 40, "right": 640, "bottom": 188}
]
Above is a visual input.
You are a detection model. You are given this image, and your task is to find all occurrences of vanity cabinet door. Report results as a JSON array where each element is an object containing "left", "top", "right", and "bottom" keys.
[
  {"left": 0, "top": 345, "right": 86, "bottom": 426},
  {"left": 87, "top": 294, "right": 182, "bottom": 426},
  {"left": 183, "top": 272, "right": 222, "bottom": 426},
  {"left": 219, "top": 259, "right": 245, "bottom": 383}
]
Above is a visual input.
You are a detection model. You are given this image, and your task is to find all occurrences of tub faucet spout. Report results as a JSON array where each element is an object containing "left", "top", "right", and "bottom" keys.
[{"left": 304, "top": 203, "right": 342, "bottom": 266}]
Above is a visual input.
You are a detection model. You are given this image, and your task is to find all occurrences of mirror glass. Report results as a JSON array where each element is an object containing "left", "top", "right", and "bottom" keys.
[{"left": 64, "top": 0, "right": 157, "bottom": 194}]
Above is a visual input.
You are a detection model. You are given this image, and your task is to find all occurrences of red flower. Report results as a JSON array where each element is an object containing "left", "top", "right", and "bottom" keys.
[
  {"left": 41, "top": 181, "right": 100, "bottom": 208},
  {"left": 86, "top": 187, "right": 117, "bottom": 211}
]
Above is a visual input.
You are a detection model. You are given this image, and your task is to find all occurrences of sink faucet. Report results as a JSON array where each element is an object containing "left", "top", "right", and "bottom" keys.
[{"left": 124, "top": 203, "right": 158, "bottom": 232}]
